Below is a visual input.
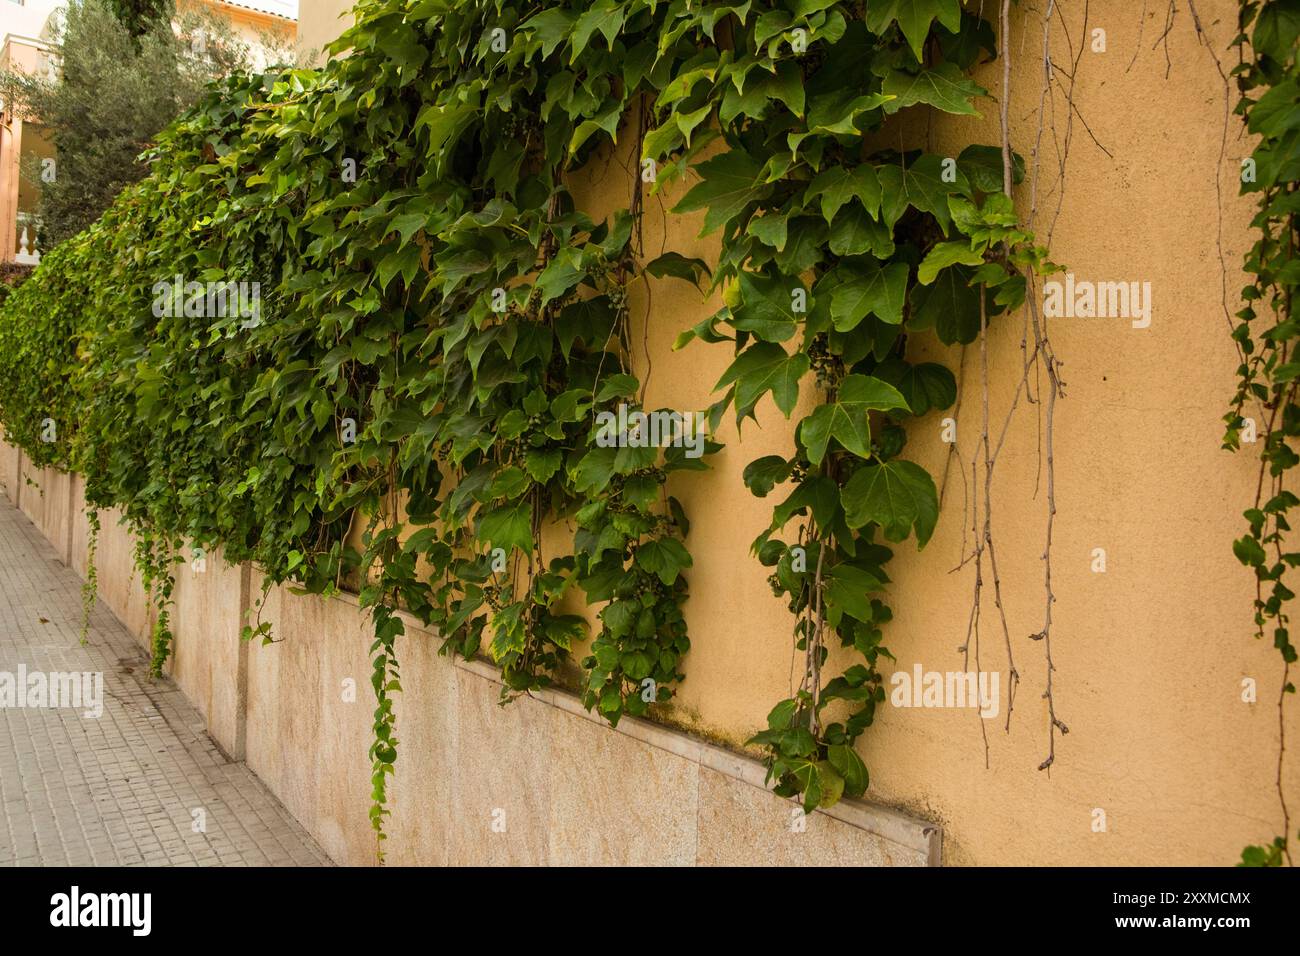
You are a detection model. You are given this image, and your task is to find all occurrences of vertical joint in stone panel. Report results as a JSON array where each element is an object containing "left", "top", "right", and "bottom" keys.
[
  {"left": 64, "top": 472, "right": 75, "bottom": 566},
  {"left": 234, "top": 560, "right": 251, "bottom": 761}
]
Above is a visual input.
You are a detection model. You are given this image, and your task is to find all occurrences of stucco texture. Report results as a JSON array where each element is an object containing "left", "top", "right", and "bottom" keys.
[
  {"left": 298, "top": 0, "right": 1300, "bottom": 864},
  {"left": 411, "top": 0, "right": 1292, "bottom": 865},
  {"left": 0, "top": 0, "right": 1292, "bottom": 866}
]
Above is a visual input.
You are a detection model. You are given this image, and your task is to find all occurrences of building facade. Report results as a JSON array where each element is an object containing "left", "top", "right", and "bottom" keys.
[{"left": 0, "top": 0, "right": 298, "bottom": 264}]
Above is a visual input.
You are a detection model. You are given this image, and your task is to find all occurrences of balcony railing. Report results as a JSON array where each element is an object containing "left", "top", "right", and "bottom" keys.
[{"left": 15, "top": 212, "right": 40, "bottom": 265}]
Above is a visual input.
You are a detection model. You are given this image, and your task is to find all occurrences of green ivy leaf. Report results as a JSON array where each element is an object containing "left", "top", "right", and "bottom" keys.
[
  {"left": 829, "top": 205, "right": 894, "bottom": 258},
  {"left": 918, "top": 240, "right": 985, "bottom": 284},
  {"left": 477, "top": 501, "right": 534, "bottom": 555},
  {"left": 747, "top": 213, "right": 790, "bottom": 251},
  {"left": 772, "top": 475, "right": 841, "bottom": 530},
  {"left": 959, "top": 144, "right": 1026, "bottom": 192},
  {"left": 716, "top": 342, "right": 810, "bottom": 417},
  {"left": 729, "top": 271, "right": 803, "bottom": 342},
  {"left": 537, "top": 247, "right": 586, "bottom": 306},
  {"left": 674, "top": 150, "right": 771, "bottom": 236},
  {"left": 827, "top": 743, "right": 869, "bottom": 794},
  {"left": 882, "top": 63, "right": 985, "bottom": 116},
  {"left": 798, "top": 374, "right": 908, "bottom": 464},
  {"left": 766, "top": 697, "right": 798, "bottom": 731},
  {"left": 842, "top": 459, "right": 939, "bottom": 546},
  {"left": 865, "top": 0, "right": 963, "bottom": 61},
  {"left": 830, "top": 262, "right": 909, "bottom": 329},
  {"left": 806, "top": 165, "right": 883, "bottom": 223},
  {"left": 521, "top": 8, "right": 577, "bottom": 58},
  {"left": 873, "top": 359, "right": 957, "bottom": 416},
  {"left": 878, "top": 154, "right": 966, "bottom": 232},
  {"left": 825, "top": 564, "right": 885, "bottom": 623},
  {"left": 743, "top": 455, "right": 793, "bottom": 497},
  {"left": 816, "top": 760, "right": 845, "bottom": 807},
  {"left": 788, "top": 90, "right": 893, "bottom": 156},
  {"left": 636, "top": 538, "right": 693, "bottom": 585},
  {"left": 645, "top": 252, "right": 712, "bottom": 288},
  {"left": 570, "top": 0, "right": 624, "bottom": 62},
  {"left": 1253, "top": 2, "right": 1300, "bottom": 62},
  {"left": 909, "top": 264, "right": 981, "bottom": 345}
]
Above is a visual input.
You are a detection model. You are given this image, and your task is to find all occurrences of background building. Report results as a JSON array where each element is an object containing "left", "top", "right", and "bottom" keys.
[{"left": 0, "top": 0, "right": 298, "bottom": 264}]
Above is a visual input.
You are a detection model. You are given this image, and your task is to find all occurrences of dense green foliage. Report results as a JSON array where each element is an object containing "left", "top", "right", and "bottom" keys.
[
  {"left": 0, "top": 0, "right": 277, "bottom": 247},
  {"left": 0, "top": 264, "right": 34, "bottom": 311},
  {"left": 1226, "top": 0, "right": 1300, "bottom": 867},
  {"left": 0, "top": 0, "right": 1052, "bottom": 853},
  {"left": 105, "top": 0, "right": 174, "bottom": 39}
]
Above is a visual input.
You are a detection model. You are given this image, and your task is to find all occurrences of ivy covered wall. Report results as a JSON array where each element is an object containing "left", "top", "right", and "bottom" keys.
[{"left": 0, "top": 0, "right": 1294, "bottom": 865}]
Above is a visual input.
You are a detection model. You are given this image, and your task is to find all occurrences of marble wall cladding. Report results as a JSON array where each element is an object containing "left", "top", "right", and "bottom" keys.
[
  {"left": 384, "top": 619, "right": 458, "bottom": 867},
  {"left": 16, "top": 457, "right": 45, "bottom": 531},
  {"left": 547, "top": 706, "right": 698, "bottom": 866},
  {"left": 37, "top": 467, "right": 70, "bottom": 561},
  {"left": 168, "top": 545, "right": 246, "bottom": 757},
  {"left": 90, "top": 506, "right": 152, "bottom": 647},
  {"left": 0, "top": 439, "right": 19, "bottom": 503},
  {"left": 244, "top": 585, "right": 381, "bottom": 866},
  {"left": 446, "top": 662, "right": 939, "bottom": 867},
  {"left": 695, "top": 768, "right": 931, "bottom": 867},
  {"left": 245, "top": 584, "right": 323, "bottom": 853},
  {"left": 448, "top": 666, "right": 554, "bottom": 866},
  {"left": 311, "top": 591, "right": 383, "bottom": 866},
  {"left": 69, "top": 474, "right": 89, "bottom": 579}
]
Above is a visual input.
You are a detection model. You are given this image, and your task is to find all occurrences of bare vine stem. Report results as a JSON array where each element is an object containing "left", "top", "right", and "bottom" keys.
[{"left": 1026, "top": 282, "right": 1067, "bottom": 771}]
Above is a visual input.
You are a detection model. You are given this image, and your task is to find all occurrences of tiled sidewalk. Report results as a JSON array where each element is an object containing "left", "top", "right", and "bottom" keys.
[{"left": 0, "top": 497, "right": 330, "bottom": 866}]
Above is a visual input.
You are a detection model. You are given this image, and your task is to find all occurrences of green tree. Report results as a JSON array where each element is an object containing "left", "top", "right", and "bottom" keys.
[
  {"left": 0, "top": 0, "right": 287, "bottom": 247},
  {"left": 105, "top": 0, "right": 173, "bottom": 39}
]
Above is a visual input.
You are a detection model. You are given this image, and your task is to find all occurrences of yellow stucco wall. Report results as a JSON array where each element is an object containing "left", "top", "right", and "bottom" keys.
[
  {"left": 586, "top": 2, "right": 1300, "bottom": 866},
  {"left": 288, "top": 0, "right": 1300, "bottom": 864},
  {"left": 3, "top": 0, "right": 1279, "bottom": 865},
  {"left": 297, "top": 0, "right": 352, "bottom": 60}
]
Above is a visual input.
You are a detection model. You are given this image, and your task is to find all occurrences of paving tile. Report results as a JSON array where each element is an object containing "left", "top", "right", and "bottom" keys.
[{"left": 0, "top": 497, "right": 331, "bottom": 867}]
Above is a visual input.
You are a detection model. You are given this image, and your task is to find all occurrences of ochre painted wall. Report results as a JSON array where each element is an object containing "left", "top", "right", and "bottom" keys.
[
  {"left": 563, "top": 1, "right": 1300, "bottom": 866},
  {"left": 297, "top": 0, "right": 352, "bottom": 61},
  {"left": 102, "top": 0, "right": 1300, "bottom": 864}
]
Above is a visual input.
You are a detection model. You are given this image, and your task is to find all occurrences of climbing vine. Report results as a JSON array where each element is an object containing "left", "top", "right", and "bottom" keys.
[
  {"left": 1225, "top": 0, "right": 1300, "bottom": 867},
  {"left": 657, "top": 1, "right": 1055, "bottom": 808},
  {"left": 0, "top": 0, "right": 1055, "bottom": 849},
  {"left": 80, "top": 509, "right": 100, "bottom": 645}
]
